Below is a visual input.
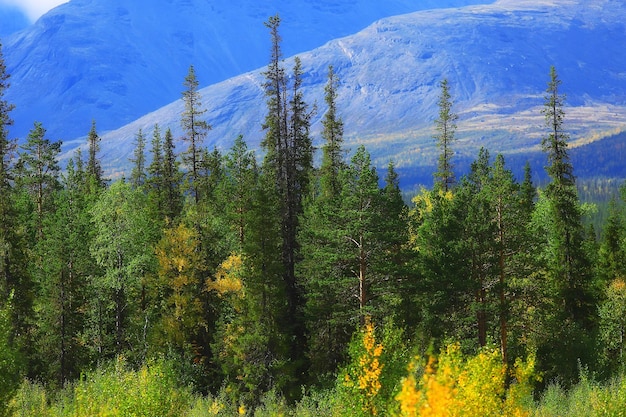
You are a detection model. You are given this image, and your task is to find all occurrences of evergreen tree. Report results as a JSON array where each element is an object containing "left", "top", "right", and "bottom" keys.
[
  {"left": 520, "top": 161, "right": 536, "bottom": 217},
  {"left": 433, "top": 79, "right": 458, "bottom": 192},
  {"left": 299, "top": 68, "right": 349, "bottom": 380},
  {"left": 533, "top": 66, "right": 597, "bottom": 384},
  {"left": 197, "top": 146, "right": 223, "bottom": 206},
  {"left": 129, "top": 128, "right": 147, "bottom": 189},
  {"left": 0, "top": 41, "right": 31, "bottom": 366},
  {"left": 597, "top": 198, "right": 626, "bottom": 283},
  {"left": 319, "top": 65, "right": 345, "bottom": 200},
  {"left": 31, "top": 158, "right": 92, "bottom": 385},
  {"left": 147, "top": 124, "right": 165, "bottom": 217},
  {"left": 162, "top": 128, "right": 183, "bottom": 221},
  {"left": 541, "top": 66, "right": 595, "bottom": 327},
  {"left": 458, "top": 148, "right": 498, "bottom": 348},
  {"left": 181, "top": 65, "right": 210, "bottom": 203},
  {"left": 222, "top": 136, "right": 258, "bottom": 246},
  {"left": 261, "top": 15, "right": 313, "bottom": 389},
  {"left": 0, "top": 39, "right": 17, "bottom": 300},
  {"left": 86, "top": 120, "right": 104, "bottom": 188},
  {"left": 15, "top": 122, "right": 61, "bottom": 241}
]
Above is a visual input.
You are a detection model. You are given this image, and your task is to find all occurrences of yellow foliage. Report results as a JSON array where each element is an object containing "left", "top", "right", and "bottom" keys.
[
  {"left": 154, "top": 223, "right": 206, "bottom": 348},
  {"left": 395, "top": 344, "right": 534, "bottom": 417},
  {"left": 207, "top": 253, "right": 245, "bottom": 297},
  {"left": 344, "top": 316, "right": 385, "bottom": 415}
]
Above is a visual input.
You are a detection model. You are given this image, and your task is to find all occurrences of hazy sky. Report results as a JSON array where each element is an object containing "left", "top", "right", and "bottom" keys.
[{"left": 1, "top": 0, "right": 68, "bottom": 21}]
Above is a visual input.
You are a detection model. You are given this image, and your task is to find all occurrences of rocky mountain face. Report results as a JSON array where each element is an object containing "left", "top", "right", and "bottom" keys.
[
  {"left": 3, "top": 0, "right": 490, "bottom": 141},
  {"left": 87, "top": 0, "right": 626, "bottom": 182},
  {"left": 3, "top": 0, "right": 625, "bottom": 185}
]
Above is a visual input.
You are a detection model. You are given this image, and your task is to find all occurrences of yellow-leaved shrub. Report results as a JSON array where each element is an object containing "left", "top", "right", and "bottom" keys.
[{"left": 395, "top": 344, "right": 535, "bottom": 417}]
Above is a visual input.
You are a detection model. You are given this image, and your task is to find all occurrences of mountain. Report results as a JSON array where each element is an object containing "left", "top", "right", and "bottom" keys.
[
  {"left": 91, "top": 0, "right": 626, "bottom": 184},
  {"left": 3, "top": 0, "right": 492, "bottom": 142},
  {"left": 0, "top": 5, "right": 29, "bottom": 38}
]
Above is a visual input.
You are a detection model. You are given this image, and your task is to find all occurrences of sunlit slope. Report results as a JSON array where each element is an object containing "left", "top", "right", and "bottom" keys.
[
  {"left": 91, "top": 0, "right": 626, "bottom": 181},
  {"left": 3, "top": 0, "right": 490, "bottom": 141}
]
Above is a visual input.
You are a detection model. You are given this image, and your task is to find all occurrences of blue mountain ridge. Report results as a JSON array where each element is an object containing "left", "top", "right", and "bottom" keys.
[
  {"left": 89, "top": 0, "right": 626, "bottom": 182},
  {"left": 0, "top": 5, "right": 29, "bottom": 38},
  {"left": 3, "top": 0, "right": 491, "bottom": 142}
]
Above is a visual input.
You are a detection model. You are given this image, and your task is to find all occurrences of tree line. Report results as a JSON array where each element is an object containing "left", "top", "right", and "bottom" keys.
[{"left": 1, "top": 15, "right": 626, "bottom": 410}]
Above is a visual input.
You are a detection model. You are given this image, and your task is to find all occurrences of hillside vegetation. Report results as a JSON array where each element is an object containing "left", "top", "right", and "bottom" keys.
[{"left": 2, "top": 14, "right": 626, "bottom": 417}]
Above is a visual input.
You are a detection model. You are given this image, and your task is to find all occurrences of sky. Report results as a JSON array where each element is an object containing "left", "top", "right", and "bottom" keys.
[{"left": 0, "top": 0, "right": 68, "bottom": 21}]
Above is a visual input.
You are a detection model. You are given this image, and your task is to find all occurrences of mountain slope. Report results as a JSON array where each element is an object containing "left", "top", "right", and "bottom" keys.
[
  {"left": 0, "top": 5, "right": 29, "bottom": 38},
  {"left": 3, "top": 0, "right": 492, "bottom": 141},
  {"left": 92, "top": 0, "right": 626, "bottom": 182}
]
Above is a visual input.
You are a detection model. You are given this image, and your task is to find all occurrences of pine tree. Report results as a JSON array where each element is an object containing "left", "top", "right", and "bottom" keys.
[
  {"left": 433, "top": 79, "right": 458, "bottom": 192},
  {"left": 181, "top": 65, "right": 210, "bottom": 203},
  {"left": 129, "top": 128, "right": 147, "bottom": 189}
]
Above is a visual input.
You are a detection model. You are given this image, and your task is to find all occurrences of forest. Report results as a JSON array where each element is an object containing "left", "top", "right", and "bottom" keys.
[{"left": 2, "top": 15, "right": 626, "bottom": 416}]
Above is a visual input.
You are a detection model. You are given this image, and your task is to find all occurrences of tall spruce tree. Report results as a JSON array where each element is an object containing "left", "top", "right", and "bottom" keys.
[
  {"left": 181, "top": 65, "right": 210, "bottom": 203},
  {"left": 541, "top": 66, "right": 595, "bottom": 326},
  {"left": 535, "top": 66, "right": 597, "bottom": 384},
  {"left": 319, "top": 65, "right": 345, "bottom": 199},
  {"left": 261, "top": 15, "right": 313, "bottom": 389},
  {"left": 434, "top": 79, "right": 458, "bottom": 192},
  {"left": 300, "top": 66, "right": 349, "bottom": 380}
]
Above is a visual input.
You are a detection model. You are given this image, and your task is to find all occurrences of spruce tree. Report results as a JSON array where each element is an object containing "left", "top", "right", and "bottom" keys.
[
  {"left": 319, "top": 65, "right": 345, "bottom": 200},
  {"left": 129, "top": 128, "right": 147, "bottom": 189},
  {"left": 535, "top": 66, "right": 597, "bottom": 384},
  {"left": 147, "top": 124, "right": 165, "bottom": 217},
  {"left": 433, "top": 79, "right": 458, "bottom": 192},
  {"left": 15, "top": 122, "right": 62, "bottom": 241},
  {"left": 541, "top": 66, "right": 595, "bottom": 327},
  {"left": 162, "top": 128, "right": 183, "bottom": 221},
  {"left": 0, "top": 42, "right": 32, "bottom": 363},
  {"left": 261, "top": 15, "right": 313, "bottom": 390},
  {"left": 86, "top": 120, "right": 104, "bottom": 188},
  {"left": 0, "top": 39, "right": 16, "bottom": 298},
  {"left": 31, "top": 158, "right": 91, "bottom": 385},
  {"left": 181, "top": 65, "right": 210, "bottom": 203}
]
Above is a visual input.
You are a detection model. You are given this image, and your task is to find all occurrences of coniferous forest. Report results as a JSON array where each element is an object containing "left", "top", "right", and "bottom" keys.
[{"left": 3, "top": 16, "right": 626, "bottom": 416}]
